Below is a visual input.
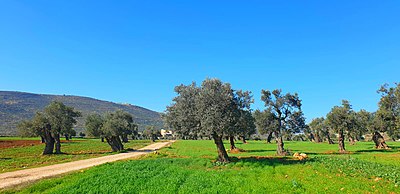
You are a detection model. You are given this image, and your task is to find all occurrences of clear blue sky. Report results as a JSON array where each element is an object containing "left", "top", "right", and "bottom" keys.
[{"left": 1, "top": 1, "right": 399, "bottom": 122}]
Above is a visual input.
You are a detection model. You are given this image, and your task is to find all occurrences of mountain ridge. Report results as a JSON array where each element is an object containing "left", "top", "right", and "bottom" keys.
[{"left": 0, "top": 91, "right": 163, "bottom": 136}]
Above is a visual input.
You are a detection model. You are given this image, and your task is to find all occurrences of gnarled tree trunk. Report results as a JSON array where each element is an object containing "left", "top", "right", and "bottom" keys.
[
  {"left": 40, "top": 136, "right": 45, "bottom": 143},
  {"left": 274, "top": 131, "right": 286, "bottom": 156},
  {"left": 314, "top": 133, "right": 321, "bottom": 143},
  {"left": 64, "top": 134, "right": 70, "bottom": 141},
  {"left": 338, "top": 129, "right": 346, "bottom": 152},
  {"left": 212, "top": 133, "right": 230, "bottom": 163},
  {"left": 42, "top": 130, "right": 55, "bottom": 155},
  {"left": 105, "top": 136, "right": 124, "bottom": 152},
  {"left": 229, "top": 136, "right": 237, "bottom": 150},
  {"left": 372, "top": 132, "right": 389, "bottom": 149},
  {"left": 266, "top": 131, "right": 273, "bottom": 143},
  {"left": 54, "top": 133, "right": 62, "bottom": 154},
  {"left": 101, "top": 137, "right": 104, "bottom": 142},
  {"left": 326, "top": 132, "right": 334, "bottom": 144}
]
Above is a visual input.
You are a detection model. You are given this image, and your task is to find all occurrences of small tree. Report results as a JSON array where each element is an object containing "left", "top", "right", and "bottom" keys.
[
  {"left": 308, "top": 118, "right": 324, "bottom": 143},
  {"left": 370, "top": 112, "right": 390, "bottom": 149},
  {"left": 326, "top": 100, "right": 354, "bottom": 152},
  {"left": 236, "top": 110, "right": 256, "bottom": 144},
  {"left": 254, "top": 109, "right": 278, "bottom": 144},
  {"left": 227, "top": 90, "right": 255, "bottom": 150},
  {"left": 85, "top": 113, "right": 104, "bottom": 141},
  {"left": 259, "top": 89, "right": 303, "bottom": 156},
  {"left": 308, "top": 117, "right": 334, "bottom": 144}
]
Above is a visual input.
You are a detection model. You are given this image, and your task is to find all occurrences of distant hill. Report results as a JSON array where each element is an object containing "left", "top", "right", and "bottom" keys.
[{"left": 0, "top": 91, "right": 163, "bottom": 136}]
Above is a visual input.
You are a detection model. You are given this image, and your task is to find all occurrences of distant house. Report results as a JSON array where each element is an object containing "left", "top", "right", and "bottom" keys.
[{"left": 160, "top": 129, "right": 173, "bottom": 138}]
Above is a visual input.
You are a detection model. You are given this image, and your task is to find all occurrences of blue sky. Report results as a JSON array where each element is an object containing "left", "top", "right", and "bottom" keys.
[{"left": 0, "top": 1, "right": 399, "bottom": 122}]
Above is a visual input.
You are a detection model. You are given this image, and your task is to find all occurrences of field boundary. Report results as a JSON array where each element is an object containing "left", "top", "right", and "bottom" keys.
[{"left": 0, "top": 141, "right": 175, "bottom": 190}]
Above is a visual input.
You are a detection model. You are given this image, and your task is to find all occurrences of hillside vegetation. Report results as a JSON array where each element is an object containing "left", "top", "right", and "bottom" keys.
[{"left": 0, "top": 91, "right": 163, "bottom": 136}]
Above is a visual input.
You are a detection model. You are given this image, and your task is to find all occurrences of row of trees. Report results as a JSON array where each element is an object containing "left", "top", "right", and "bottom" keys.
[
  {"left": 165, "top": 79, "right": 400, "bottom": 162},
  {"left": 19, "top": 102, "right": 162, "bottom": 154},
  {"left": 164, "top": 78, "right": 305, "bottom": 162},
  {"left": 308, "top": 83, "right": 400, "bottom": 152}
]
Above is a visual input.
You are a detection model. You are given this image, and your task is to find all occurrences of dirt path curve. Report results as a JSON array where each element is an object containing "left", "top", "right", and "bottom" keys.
[{"left": 0, "top": 141, "right": 175, "bottom": 190}]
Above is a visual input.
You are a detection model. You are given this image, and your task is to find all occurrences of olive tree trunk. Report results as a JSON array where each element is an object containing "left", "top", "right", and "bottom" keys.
[
  {"left": 314, "top": 133, "right": 321, "bottom": 143},
  {"left": 266, "top": 131, "right": 273, "bottom": 143},
  {"left": 229, "top": 136, "right": 237, "bottom": 150},
  {"left": 274, "top": 131, "right": 286, "bottom": 156},
  {"left": 105, "top": 136, "right": 124, "bottom": 152},
  {"left": 338, "top": 129, "right": 346, "bottom": 152},
  {"left": 372, "top": 132, "right": 389, "bottom": 149},
  {"left": 54, "top": 133, "right": 62, "bottom": 154},
  {"left": 241, "top": 136, "right": 247, "bottom": 144},
  {"left": 212, "top": 133, "right": 230, "bottom": 163},
  {"left": 64, "top": 134, "right": 70, "bottom": 141},
  {"left": 42, "top": 131, "right": 55, "bottom": 155},
  {"left": 326, "top": 132, "right": 334, "bottom": 144}
]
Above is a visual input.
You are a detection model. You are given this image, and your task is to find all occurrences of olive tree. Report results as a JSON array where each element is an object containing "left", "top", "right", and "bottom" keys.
[
  {"left": 254, "top": 109, "right": 278, "bottom": 144},
  {"left": 18, "top": 102, "right": 81, "bottom": 154},
  {"left": 44, "top": 101, "right": 81, "bottom": 154},
  {"left": 258, "top": 89, "right": 303, "bottom": 156},
  {"left": 164, "top": 82, "right": 201, "bottom": 140},
  {"left": 374, "top": 83, "right": 400, "bottom": 143},
  {"left": 164, "top": 78, "right": 252, "bottom": 162},
  {"left": 85, "top": 110, "right": 137, "bottom": 152},
  {"left": 326, "top": 100, "right": 354, "bottom": 152},
  {"left": 227, "top": 90, "right": 255, "bottom": 150},
  {"left": 85, "top": 113, "right": 105, "bottom": 141}
]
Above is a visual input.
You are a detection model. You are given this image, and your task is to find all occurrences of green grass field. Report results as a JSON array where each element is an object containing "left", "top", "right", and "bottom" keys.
[
  {"left": 4, "top": 140, "right": 400, "bottom": 193},
  {"left": 0, "top": 137, "right": 151, "bottom": 172}
]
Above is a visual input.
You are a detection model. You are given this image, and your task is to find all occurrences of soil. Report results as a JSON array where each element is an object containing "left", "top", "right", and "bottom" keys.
[
  {"left": 0, "top": 140, "right": 42, "bottom": 149},
  {"left": 0, "top": 140, "right": 80, "bottom": 149}
]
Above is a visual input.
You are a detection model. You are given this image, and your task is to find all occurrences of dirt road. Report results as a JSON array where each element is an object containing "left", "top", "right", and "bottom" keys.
[{"left": 0, "top": 141, "right": 174, "bottom": 190}]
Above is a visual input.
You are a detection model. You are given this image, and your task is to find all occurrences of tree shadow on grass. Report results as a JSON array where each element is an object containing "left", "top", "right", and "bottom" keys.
[
  {"left": 243, "top": 149, "right": 276, "bottom": 153},
  {"left": 60, "top": 141, "right": 80, "bottom": 144},
  {"left": 353, "top": 148, "right": 399, "bottom": 153},
  {"left": 229, "top": 156, "right": 315, "bottom": 166}
]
